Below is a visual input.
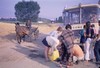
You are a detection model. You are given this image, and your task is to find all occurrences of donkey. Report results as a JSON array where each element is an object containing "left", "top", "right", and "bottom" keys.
[{"left": 15, "top": 23, "right": 39, "bottom": 44}]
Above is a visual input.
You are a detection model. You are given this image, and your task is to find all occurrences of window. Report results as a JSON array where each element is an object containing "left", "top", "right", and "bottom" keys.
[{"left": 82, "top": 7, "right": 98, "bottom": 23}]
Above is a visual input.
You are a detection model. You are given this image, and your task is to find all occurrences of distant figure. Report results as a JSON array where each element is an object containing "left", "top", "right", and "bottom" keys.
[{"left": 26, "top": 20, "right": 32, "bottom": 30}]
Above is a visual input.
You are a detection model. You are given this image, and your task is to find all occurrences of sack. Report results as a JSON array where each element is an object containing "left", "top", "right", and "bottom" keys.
[{"left": 49, "top": 50, "right": 59, "bottom": 61}]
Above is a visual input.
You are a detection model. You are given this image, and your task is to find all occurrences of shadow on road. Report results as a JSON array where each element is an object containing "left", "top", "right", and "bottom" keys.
[{"left": 12, "top": 33, "right": 59, "bottom": 68}]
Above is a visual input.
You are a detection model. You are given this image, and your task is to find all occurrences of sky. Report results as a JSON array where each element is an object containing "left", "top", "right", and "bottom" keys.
[{"left": 0, "top": 0, "right": 99, "bottom": 20}]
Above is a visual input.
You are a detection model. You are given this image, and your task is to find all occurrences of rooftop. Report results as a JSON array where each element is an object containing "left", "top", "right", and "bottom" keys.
[{"left": 64, "top": 4, "right": 100, "bottom": 11}]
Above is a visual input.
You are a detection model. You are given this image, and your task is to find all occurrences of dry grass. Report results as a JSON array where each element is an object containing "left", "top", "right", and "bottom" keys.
[{"left": 0, "top": 22, "right": 59, "bottom": 42}]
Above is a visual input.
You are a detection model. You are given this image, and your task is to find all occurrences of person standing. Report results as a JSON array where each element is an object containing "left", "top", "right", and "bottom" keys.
[
  {"left": 26, "top": 20, "right": 32, "bottom": 30},
  {"left": 84, "top": 21, "right": 94, "bottom": 63},
  {"left": 80, "top": 25, "right": 86, "bottom": 52},
  {"left": 94, "top": 34, "right": 100, "bottom": 63}
]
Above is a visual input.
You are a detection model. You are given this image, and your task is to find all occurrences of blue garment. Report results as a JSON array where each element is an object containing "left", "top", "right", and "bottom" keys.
[
  {"left": 90, "top": 29, "right": 96, "bottom": 39},
  {"left": 94, "top": 40, "right": 100, "bottom": 62},
  {"left": 80, "top": 29, "right": 86, "bottom": 43},
  {"left": 42, "top": 38, "right": 50, "bottom": 47},
  {"left": 80, "top": 30, "right": 84, "bottom": 36},
  {"left": 80, "top": 35, "right": 86, "bottom": 43},
  {"left": 86, "top": 28, "right": 91, "bottom": 38}
]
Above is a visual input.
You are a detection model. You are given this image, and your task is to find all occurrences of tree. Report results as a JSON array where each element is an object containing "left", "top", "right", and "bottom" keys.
[{"left": 15, "top": 1, "right": 40, "bottom": 22}]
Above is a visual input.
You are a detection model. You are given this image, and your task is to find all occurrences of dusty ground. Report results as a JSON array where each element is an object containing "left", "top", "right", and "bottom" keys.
[{"left": 0, "top": 22, "right": 98, "bottom": 68}]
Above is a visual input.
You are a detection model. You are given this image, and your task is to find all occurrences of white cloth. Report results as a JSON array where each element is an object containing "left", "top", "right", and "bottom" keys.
[
  {"left": 47, "top": 30, "right": 61, "bottom": 54},
  {"left": 84, "top": 38, "right": 94, "bottom": 60},
  {"left": 46, "top": 36, "right": 60, "bottom": 53},
  {"left": 73, "top": 56, "right": 84, "bottom": 63},
  {"left": 49, "top": 31, "right": 60, "bottom": 39}
]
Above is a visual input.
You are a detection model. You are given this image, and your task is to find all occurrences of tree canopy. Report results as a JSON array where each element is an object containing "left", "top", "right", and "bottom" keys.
[{"left": 15, "top": 1, "right": 40, "bottom": 22}]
